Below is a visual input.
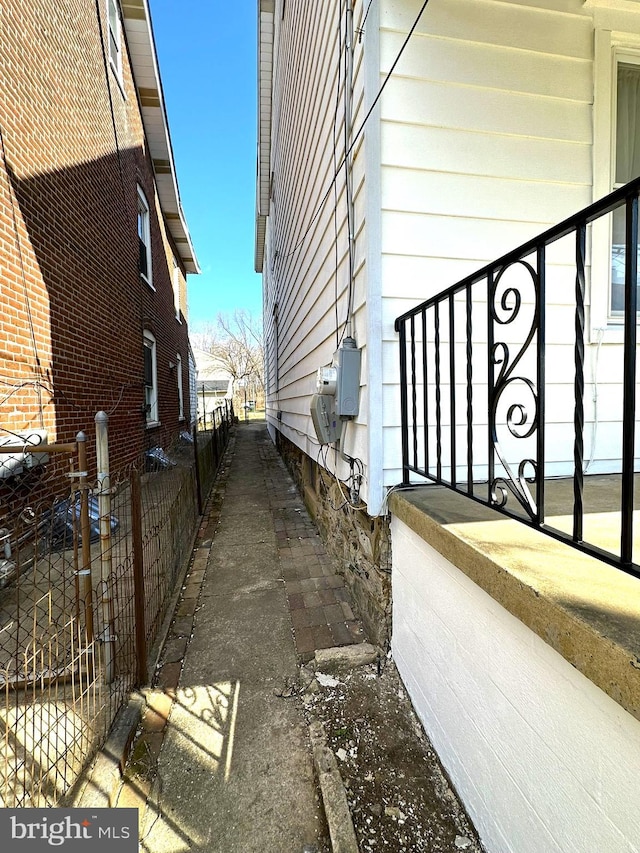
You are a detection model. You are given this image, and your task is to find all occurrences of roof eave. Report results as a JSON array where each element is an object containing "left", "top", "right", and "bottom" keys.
[
  {"left": 255, "top": 0, "right": 274, "bottom": 273},
  {"left": 121, "top": 0, "right": 201, "bottom": 274}
]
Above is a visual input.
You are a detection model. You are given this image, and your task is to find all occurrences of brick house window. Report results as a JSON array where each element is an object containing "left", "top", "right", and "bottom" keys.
[
  {"left": 137, "top": 186, "right": 152, "bottom": 287},
  {"left": 172, "top": 257, "right": 181, "bottom": 321},
  {"left": 177, "top": 353, "right": 184, "bottom": 420},
  {"left": 107, "top": 0, "right": 122, "bottom": 81},
  {"left": 143, "top": 331, "right": 158, "bottom": 425}
]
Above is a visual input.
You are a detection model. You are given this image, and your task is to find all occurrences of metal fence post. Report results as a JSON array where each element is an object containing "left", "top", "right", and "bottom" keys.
[
  {"left": 95, "top": 411, "right": 115, "bottom": 683},
  {"left": 130, "top": 468, "right": 148, "bottom": 685},
  {"left": 193, "top": 424, "right": 203, "bottom": 516},
  {"left": 76, "top": 432, "right": 95, "bottom": 679}
]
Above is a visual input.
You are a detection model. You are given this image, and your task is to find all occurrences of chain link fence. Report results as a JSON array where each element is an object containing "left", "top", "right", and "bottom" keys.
[{"left": 0, "top": 407, "right": 232, "bottom": 806}]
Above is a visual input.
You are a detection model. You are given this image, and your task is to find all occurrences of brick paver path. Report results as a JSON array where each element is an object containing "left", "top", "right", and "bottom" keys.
[
  {"left": 122, "top": 422, "right": 367, "bottom": 813},
  {"left": 257, "top": 427, "right": 365, "bottom": 659}
]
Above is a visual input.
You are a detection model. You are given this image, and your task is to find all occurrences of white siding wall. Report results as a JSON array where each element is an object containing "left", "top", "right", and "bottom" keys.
[
  {"left": 380, "top": 0, "right": 598, "bottom": 485},
  {"left": 262, "top": 0, "right": 372, "bottom": 491},
  {"left": 392, "top": 516, "right": 640, "bottom": 853},
  {"left": 262, "top": 0, "right": 640, "bottom": 511}
]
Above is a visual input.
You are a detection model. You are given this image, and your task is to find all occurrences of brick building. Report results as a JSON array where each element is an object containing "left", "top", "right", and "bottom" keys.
[{"left": 0, "top": 0, "right": 198, "bottom": 481}]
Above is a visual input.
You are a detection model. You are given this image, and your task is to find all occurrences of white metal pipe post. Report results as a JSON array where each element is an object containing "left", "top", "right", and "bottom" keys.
[{"left": 95, "top": 411, "right": 115, "bottom": 683}]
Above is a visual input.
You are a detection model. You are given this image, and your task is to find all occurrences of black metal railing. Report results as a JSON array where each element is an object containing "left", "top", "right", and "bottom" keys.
[{"left": 395, "top": 177, "right": 640, "bottom": 578}]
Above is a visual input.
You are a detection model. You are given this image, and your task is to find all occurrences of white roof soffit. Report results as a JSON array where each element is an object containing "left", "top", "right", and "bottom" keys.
[
  {"left": 121, "top": 0, "right": 200, "bottom": 274},
  {"left": 255, "top": 0, "right": 274, "bottom": 272}
]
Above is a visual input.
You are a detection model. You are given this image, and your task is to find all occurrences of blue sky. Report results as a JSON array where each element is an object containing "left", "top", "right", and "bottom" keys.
[{"left": 149, "top": 1, "right": 263, "bottom": 329}]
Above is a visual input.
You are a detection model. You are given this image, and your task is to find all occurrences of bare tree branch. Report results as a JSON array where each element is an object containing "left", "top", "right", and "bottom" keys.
[{"left": 202, "top": 311, "right": 265, "bottom": 408}]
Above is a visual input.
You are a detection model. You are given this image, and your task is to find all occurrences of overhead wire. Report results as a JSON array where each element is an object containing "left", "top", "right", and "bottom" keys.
[
  {"left": 357, "top": 0, "right": 375, "bottom": 41},
  {"left": 315, "top": 442, "right": 368, "bottom": 513},
  {"left": 317, "top": 445, "right": 351, "bottom": 511},
  {"left": 273, "top": 0, "right": 416, "bottom": 507},
  {"left": 94, "top": 0, "right": 159, "bottom": 433},
  {"left": 341, "top": 0, "right": 356, "bottom": 343},
  {"left": 276, "top": 0, "right": 432, "bottom": 263},
  {"left": 93, "top": 0, "right": 129, "bottom": 212},
  {"left": 332, "top": 0, "right": 345, "bottom": 349}
]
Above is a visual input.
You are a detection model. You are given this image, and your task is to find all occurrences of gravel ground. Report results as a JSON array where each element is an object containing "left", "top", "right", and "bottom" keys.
[{"left": 300, "top": 656, "right": 486, "bottom": 853}]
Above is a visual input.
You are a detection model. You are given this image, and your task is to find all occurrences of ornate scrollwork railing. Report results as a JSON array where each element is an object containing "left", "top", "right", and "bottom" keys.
[
  {"left": 489, "top": 260, "right": 539, "bottom": 519},
  {"left": 395, "top": 177, "right": 640, "bottom": 577}
]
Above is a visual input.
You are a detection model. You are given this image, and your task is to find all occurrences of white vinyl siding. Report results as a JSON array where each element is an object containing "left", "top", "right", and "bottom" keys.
[
  {"left": 379, "top": 0, "right": 595, "bottom": 486},
  {"left": 262, "top": 0, "right": 640, "bottom": 508},
  {"left": 263, "top": 0, "right": 370, "bottom": 490}
]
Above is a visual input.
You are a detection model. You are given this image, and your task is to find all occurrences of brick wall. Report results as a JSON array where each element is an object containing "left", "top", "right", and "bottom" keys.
[{"left": 0, "top": 0, "right": 190, "bottom": 488}]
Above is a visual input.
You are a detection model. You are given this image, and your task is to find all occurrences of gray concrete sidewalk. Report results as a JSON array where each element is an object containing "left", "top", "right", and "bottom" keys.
[{"left": 120, "top": 422, "right": 367, "bottom": 853}]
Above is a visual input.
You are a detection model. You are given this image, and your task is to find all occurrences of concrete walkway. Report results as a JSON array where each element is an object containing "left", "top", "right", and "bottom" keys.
[{"left": 121, "top": 422, "right": 367, "bottom": 853}]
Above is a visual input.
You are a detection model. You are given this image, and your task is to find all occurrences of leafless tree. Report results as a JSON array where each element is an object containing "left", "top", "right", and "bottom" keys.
[{"left": 197, "top": 311, "right": 264, "bottom": 411}]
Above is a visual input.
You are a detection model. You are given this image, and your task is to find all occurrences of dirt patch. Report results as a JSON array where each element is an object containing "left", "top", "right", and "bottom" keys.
[{"left": 302, "top": 657, "right": 485, "bottom": 853}]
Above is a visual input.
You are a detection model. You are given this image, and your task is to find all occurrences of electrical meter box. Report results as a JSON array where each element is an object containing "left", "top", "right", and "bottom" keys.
[
  {"left": 310, "top": 394, "right": 343, "bottom": 445},
  {"left": 0, "top": 429, "right": 48, "bottom": 479},
  {"left": 335, "top": 338, "right": 361, "bottom": 418},
  {"left": 316, "top": 366, "right": 337, "bottom": 396}
]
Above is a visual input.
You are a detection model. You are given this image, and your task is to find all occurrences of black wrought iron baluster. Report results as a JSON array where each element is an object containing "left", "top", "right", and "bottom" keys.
[
  {"left": 392, "top": 175, "right": 640, "bottom": 576},
  {"left": 449, "top": 294, "right": 456, "bottom": 488},
  {"left": 466, "top": 283, "right": 473, "bottom": 495},
  {"left": 422, "top": 308, "right": 429, "bottom": 477},
  {"left": 435, "top": 300, "right": 442, "bottom": 482},
  {"left": 536, "top": 245, "right": 546, "bottom": 526},
  {"left": 397, "top": 318, "right": 410, "bottom": 485},
  {"left": 487, "top": 269, "right": 495, "bottom": 504},
  {"left": 410, "top": 314, "right": 418, "bottom": 471},
  {"left": 621, "top": 194, "right": 638, "bottom": 566},
  {"left": 573, "top": 224, "right": 586, "bottom": 543}
]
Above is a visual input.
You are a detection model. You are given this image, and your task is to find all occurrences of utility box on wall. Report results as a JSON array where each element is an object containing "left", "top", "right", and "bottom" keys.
[
  {"left": 310, "top": 394, "right": 342, "bottom": 445},
  {"left": 335, "top": 337, "right": 361, "bottom": 418}
]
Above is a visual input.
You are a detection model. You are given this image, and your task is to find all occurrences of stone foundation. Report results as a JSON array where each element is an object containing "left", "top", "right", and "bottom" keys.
[{"left": 275, "top": 432, "right": 391, "bottom": 647}]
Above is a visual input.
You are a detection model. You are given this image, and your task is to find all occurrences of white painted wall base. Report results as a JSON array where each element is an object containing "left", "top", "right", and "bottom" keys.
[{"left": 390, "top": 516, "right": 640, "bottom": 853}]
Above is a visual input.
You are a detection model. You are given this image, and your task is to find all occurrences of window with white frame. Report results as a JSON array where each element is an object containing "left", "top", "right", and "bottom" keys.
[
  {"left": 176, "top": 353, "right": 184, "bottom": 420},
  {"left": 172, "top": 258, "right": 181, "bottom": 320},
  {"left": 107, "top": 0, "right": 122, "bottom": 80},
  {"left": 143, "top": 331, "right": 158, "bottom": 424},
  {"left": 137, "top": 186, "right": 152, "bottom": 286},
  {"left": 592, "top": 30, "right": 640, "bottom": 331},
  {"left": 610, "top": 57, "right": 640, "bottom": 316}
]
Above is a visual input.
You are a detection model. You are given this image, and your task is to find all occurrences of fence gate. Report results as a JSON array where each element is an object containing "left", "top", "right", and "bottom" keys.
[{"left": 0, "top": 429, "right": 99, "bottom": 807}]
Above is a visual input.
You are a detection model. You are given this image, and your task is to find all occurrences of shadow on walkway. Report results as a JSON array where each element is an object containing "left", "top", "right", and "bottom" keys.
[{"left": 118, "top": 422, "right": 367, "bottom": 853}]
